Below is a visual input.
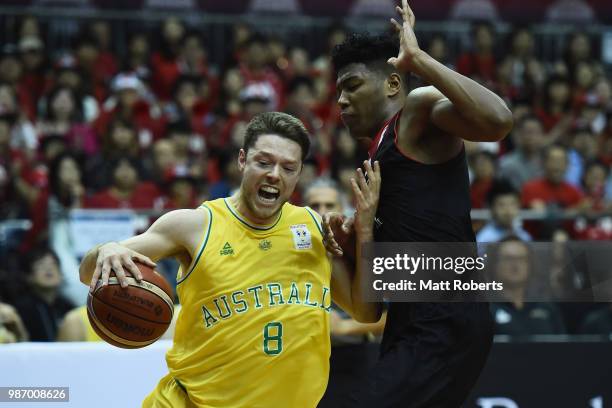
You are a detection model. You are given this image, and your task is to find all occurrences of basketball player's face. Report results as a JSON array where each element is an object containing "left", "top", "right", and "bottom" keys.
[
  {"left": 336, "top": 63, "right": 389, "bottom": 139},
  {"left": 238, "top": 134, "right": 302, "bottom": 222}
]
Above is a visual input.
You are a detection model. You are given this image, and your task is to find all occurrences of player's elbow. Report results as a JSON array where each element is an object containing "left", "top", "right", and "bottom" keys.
[{"left": 480, "top": 107, "right": 514, "bottom": 142}]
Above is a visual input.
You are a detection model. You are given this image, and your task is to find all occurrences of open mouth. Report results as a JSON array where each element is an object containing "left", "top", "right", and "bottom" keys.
[{"left": 257, "top": 186, "right": 280, "bottom": 205}]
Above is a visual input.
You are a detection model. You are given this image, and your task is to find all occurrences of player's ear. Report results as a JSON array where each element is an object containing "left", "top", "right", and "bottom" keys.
[
  {"left": 386, "top": 73, "right": 402, "bottom": 97},
  {"left": 238, "top": 149, "right": 247, "bottom": 171}
]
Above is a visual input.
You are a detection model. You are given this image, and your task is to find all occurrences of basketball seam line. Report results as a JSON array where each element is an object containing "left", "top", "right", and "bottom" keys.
[
  {"left": 87, "top": 307, "right": 157, "bottom": 347},
  {"left": 97, "top": 276, "right": 174, "bottom": 310},
  {"left": 92, "top": 292, "right": 172, "bottom": 325}
]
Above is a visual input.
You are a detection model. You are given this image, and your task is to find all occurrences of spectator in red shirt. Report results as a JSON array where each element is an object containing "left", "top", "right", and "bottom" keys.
[
  {"left": 238, "top": 34, "right": 284, "bottom": 110},
  {"left": 18, "top": 36, "right": 48, "bottom": 120},
  {"left": 22, "top": 153, "right": 85, "bottom": 252},
  {"left": 88, "top": 20, "right": 119, "bottom": 87},
  {"left": 51, "top": 55, "right": 100, "bottom": 124},
  {"left": 498, "top": 27, "right": 545, "bottom": 103},
  {"left": 85, "top": 156, "right": 162, "bottom": 210},
  {"left": 124, "top": 32, "right": 152, "bottom": 83},
  {"left": 37, "top": 86, "right": 98, "bottom": 156},
  {"left": 162, "top": 172, "right": 200, "bottom": 210},
  {"left": 151, "top": 17, "right": 185, "bottom": 101},
  {"left": 470, "top": 151, "right": 496, "bottom": 209},
  {"left": 85, "top": 118, "right": 143, "bottom": 191},
  {"left": 73, "top": 36, "right": 107, "bottom": 103},
  {"left": 521, "top": 144, "right": 584, "bottom": 210},
  {"left": 535, "top": 74, "right": 573, "bottom": 133},
  {"left": 95, "top": 73, "right": 164, "bottom": 145},
  {"left": 456, "top": 21, "right": 497, "bottom": 87},
  {"left": 164, "top": 75, "right": 213, "bottom": 139},
  {"left": 165, "top": 120, "right": 206, "bottom": 181}
]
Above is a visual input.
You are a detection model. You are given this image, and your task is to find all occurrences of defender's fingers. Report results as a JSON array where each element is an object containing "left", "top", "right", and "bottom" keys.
[
  {"left": 356, "top": 168, "right": 371, "bottom": 200},
  {"left": 351, "top": 178, "right": 366, "bottom": 204},
  {"left": 404, "top": 0, "right": 416, "bottom": 27},
  {"left": 390, "top": 18, "right": 402, "bottom": 32},
  {"left": 364, "top": 160, "right": 374, "bottom": 180},
  {"left": 369, "top": 161, "right": 382, "bottom": 188},
  {"left": 342, "top": 217, "right": 354, "bottom": 234}
]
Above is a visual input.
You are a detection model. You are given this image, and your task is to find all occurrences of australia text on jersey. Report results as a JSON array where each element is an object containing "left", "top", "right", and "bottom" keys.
[{"left": 201, "top": 281, "right": 331, "bottom": 328}]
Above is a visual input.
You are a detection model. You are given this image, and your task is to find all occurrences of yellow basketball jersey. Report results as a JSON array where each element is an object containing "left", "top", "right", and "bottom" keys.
[
  {"left": 78, "top": 305, "right": 101, "bottom": 342},
  {"left": 166, "top": 198, "right": 332, "bottom": 408}
]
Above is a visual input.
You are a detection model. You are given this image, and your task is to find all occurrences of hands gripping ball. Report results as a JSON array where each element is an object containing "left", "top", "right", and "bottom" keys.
[{"left": 87, "top": 262, "right": 174, "bottom": 348}]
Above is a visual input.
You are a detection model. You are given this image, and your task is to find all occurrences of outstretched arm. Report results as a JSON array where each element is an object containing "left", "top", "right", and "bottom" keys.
[
  {"left": 79, "top": 208, "right": 207, "bottom": 291},
  {"left": 389, "top": 0, "right": 513, "bottom": 143},
  {"left": 324, "top": 161, "right": 383, "bottom": 323}
]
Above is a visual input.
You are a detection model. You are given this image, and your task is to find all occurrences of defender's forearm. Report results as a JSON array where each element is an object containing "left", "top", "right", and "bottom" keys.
[{"left": 408, "top": 50, "right": 512, "bottom": 138}]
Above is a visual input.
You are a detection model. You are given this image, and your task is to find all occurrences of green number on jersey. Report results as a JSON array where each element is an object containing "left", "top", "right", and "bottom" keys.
[{"left": 263, "top": 322, "right": 283, "bottom": 355}]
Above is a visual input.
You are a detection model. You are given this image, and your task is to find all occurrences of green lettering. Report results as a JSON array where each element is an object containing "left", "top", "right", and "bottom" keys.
[
  {"left": 247, "top": 285, "right": 264, "bottom": 308},
  {"left": 304, "top": 283, "right": 318, "bottom": 307},
  {"left": 267, "top": 283, "right": 285, "bottom": 306}
]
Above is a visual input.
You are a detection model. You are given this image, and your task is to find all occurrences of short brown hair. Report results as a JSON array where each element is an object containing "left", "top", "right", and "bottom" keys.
[{"left": 243, "top": 112, "right": 310, "bottom": 161}]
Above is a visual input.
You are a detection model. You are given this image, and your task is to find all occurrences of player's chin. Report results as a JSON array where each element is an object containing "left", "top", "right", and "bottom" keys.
[{"left": 253, "top": 192, "right": 283, "bottom": 215}]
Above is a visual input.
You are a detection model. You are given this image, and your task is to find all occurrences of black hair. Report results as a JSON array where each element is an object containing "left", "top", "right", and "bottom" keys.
[
  {"left": 25, "top": 246, "right": 60, "bottom": 276},
  {"left": 48, "top": 152, "right": 83, "bottom": 206},
  {"left": 172, "top": 74, "right": 203, "bottom": 99},
  {"left": 331, "top": 33, "right": 399, "bottom": 74},
  {"left": 244, "top": 112, "right": 310, "bottom": 162},
  {"left": 45, "top": 86, "right": 82, "bottom": 122},
  {"left": 287, "top": 76, "right": 314, "bottom": 95},
  {"left": 581, "top": 160, "right": 609, "bottom": 189},
  {"left": 486, "top": 178, "right": 519, "bottom": 206},
  {"left": 166, "top": 119, "right": 192, "bottom": 136}
]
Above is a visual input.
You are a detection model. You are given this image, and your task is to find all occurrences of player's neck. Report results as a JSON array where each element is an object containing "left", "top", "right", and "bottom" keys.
[{"left": 228, "top": 192, "right": 282, "bottom": 227}]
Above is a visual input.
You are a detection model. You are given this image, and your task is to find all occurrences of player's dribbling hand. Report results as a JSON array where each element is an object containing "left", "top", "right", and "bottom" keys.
[
  {"left": 387, "top": 0, "right": 421, "bottom": 73},
  {"left": 90, "top": 242, "right": 156, "bottom": 292},
  {"left": 322, "top": 212, "right": 355, "bottom": 257},
  {"left": 351, "top": 160, "right": 381, "bottom": 240}
]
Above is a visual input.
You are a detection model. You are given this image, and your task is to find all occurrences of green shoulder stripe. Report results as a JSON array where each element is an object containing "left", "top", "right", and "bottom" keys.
[
  {"left": 177, "top": 205, "right": 213, "bottom": 285},
  {"left": 304, "top": 206, "right": 323, "bottom": 236}
]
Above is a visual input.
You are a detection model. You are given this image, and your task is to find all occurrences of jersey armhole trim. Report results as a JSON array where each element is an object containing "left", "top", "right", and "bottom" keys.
[
  {"left": 304, "top": 206, "right": 323, "bottom": 236},
  {"left": 392, "top": 110, "right": 426, "bottom": 164},
  {"left": 177, "top": 205, "right": 212, "bottom": 285}
]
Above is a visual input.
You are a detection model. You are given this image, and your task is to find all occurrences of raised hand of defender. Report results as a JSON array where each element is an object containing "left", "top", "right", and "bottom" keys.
[
  {"left": 388, "top": 0, "right": 421, "bottom": 72},
  {"left": 90, "top": 242, "right": 155, "bottom": 292},
  {"left": 322, "top": 212, "right": 355, "bottom": 257},
  {"left": 351, "top": 160, "right": 381, "bottom": 239}
]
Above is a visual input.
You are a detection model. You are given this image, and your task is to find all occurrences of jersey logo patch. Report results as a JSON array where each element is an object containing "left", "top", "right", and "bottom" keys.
[
  {"left": 259, "top": 239, "right": 272, "bottom": 251},
  {"left": 290, "top": 224, "right": 312, "bottom": 250},
  {"left": 220, "top": 242, "right": 234, "bottom": 256}
]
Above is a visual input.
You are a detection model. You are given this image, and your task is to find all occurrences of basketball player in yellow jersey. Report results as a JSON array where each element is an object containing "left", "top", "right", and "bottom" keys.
[{"left": 78, "top": 112, "right": 382, "bottom": 408}]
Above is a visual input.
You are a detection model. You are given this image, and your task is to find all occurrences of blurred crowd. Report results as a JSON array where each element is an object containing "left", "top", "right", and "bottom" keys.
[{"left": 1, "top": 12, "right": 612, "bottom": 343}]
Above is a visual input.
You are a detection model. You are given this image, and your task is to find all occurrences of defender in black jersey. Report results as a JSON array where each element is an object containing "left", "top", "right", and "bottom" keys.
[{"left": 324, "top": 1, "right": 513, "bottom": 407}]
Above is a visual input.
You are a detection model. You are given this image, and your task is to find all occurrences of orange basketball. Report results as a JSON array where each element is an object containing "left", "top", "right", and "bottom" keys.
[{"left": 86, "top": 262, "right": 174, "bottom": 349}]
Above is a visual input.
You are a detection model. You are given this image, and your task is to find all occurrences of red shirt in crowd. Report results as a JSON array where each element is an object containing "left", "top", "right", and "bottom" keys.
[
  {"left": 456, "top": 53, "right": 497, "bottom": 84},
  {"left": 521, "top": 178, "right": 584, "bottom": 209},
  {"left": 470, "top": 178, "right": 493, "bottom": 209},
  {"left": 85, "top": 182, "right": 162, "bottom": 209}
]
